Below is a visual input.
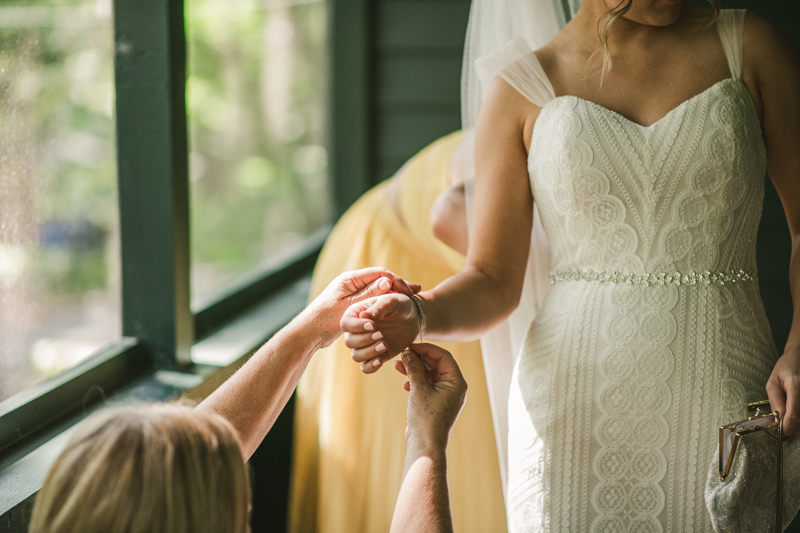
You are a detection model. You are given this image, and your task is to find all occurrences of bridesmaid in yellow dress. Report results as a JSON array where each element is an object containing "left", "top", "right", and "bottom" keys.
[{"left": 288, "top": 130, "right": 506, "bottom": 533}]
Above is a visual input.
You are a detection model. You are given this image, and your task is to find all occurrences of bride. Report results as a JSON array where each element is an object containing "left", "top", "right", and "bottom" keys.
[{"left": 342, "top": 0, "right": 800, "bottom": 530}]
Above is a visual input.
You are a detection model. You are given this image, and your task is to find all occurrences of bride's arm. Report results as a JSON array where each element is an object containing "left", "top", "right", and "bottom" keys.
[
  {"left": 744, "top": 14, "right": 800, "bottom": 436},
  {"left": 342, "top": 78, "right": 538, "bottom": 372}
]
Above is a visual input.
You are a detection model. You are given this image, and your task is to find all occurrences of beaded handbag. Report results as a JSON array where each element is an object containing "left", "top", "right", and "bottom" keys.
[{"left": 705, "top": 400, "right": 800, "bottom": 533}]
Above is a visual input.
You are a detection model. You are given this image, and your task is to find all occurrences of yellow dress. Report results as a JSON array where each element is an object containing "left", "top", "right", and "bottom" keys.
[{"left": 288, "top": 131, "right": 507, "bottom": 532}]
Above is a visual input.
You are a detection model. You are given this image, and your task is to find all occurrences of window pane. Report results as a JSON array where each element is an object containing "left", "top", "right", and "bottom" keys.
[
  {"left": 187, "top": 0, "right": 331, "bottom": 307},
  {"left": 0, "top": 0, "right": 120, "bottom": 402}
]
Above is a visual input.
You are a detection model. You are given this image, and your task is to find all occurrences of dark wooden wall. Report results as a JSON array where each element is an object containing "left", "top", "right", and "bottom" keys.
[{"left": 373, "top": 0, "right": 471, "bottom": 182}]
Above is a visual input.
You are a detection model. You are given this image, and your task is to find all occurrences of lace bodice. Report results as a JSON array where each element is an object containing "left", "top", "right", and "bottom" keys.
[
  {"left": 477, "top": 10, "right": 765, "bottom": 278},
  {"left": 530, "top": 76, "right": 766, "bottom": 276}
]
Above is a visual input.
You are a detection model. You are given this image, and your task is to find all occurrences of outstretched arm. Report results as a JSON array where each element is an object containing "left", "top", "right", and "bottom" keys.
[
  {"left": 746, "top": 14, "right": 800, "bottom": 437},
  {"left": 343, "top": 78, "right": 541, "bottom": 372},
  {"left": 197, "top": 268, "right": 419, "bottom": 458},
  {"left": 390, "top": 344, "right": 467, "bottom": 533}
]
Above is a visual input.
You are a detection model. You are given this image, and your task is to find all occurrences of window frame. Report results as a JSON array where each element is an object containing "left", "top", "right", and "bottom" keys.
[{"left": 0, "top": 0, "right": 372, "bottom": 465}]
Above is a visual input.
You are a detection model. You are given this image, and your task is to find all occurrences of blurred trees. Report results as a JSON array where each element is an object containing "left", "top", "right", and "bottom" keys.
[
  {"left": 0, "top": 0, "right": 332, "bottom": 400},
  {"left": 187, "top": 0, "right": 331, "bottom": 303},
  {"left": 0, "top": 0, "right": 118, "bottom": 399}
]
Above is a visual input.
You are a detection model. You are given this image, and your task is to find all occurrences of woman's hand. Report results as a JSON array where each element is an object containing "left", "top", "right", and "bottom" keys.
[
  {"left": 341, "top": 293, "right": 423, "bottom": 373},
  {"left": 767, "top": 346, "right": 800, "bottom": 437},
  {"left": 389, "top": 344, "right": 465, "bottom": 533},
  {"left": 307, "top": 267, "right": 420, "bottom": 349},
  {"left": 394, "top": 343, "right": 467, "bottom": 449}
]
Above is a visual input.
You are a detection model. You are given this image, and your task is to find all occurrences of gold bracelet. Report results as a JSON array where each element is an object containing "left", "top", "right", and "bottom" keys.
[{"left": 410, "top": 294, "right": 427, "bottom": 340}]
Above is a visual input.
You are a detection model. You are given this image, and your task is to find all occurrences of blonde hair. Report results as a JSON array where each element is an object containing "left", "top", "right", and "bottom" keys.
[
  {"left": 29, "top": 404, "right": 251, "bottom": 533},
  {"left": 596, "top": 0, "right": 722, "bottom": 79}
]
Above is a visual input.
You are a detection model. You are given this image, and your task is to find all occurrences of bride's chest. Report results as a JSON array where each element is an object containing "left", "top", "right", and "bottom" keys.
[
  {"left": 527, "top": 79, "right": 765, "bottom": 202},
  {"left": 526, "top": 79, "right": 767, "bottom": 266}
]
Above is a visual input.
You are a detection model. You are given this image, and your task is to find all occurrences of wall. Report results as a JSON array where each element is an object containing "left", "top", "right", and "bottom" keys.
[{"left": 372, "top": 0, "right": 471, "bottom": 182}]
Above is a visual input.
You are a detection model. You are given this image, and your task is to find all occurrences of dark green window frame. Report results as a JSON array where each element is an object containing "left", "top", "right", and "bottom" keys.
[{"left": 0, "top": 0, "right": 373, "bottom": 522}]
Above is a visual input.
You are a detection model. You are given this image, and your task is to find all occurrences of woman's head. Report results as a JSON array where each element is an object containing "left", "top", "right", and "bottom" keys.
[{"left": 29, "top": 404, "right": 251, "bottom": 533}]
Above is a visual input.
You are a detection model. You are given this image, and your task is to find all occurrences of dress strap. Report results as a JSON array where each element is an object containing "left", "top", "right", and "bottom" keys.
[
  {"left": 716, "top": 9, "right": 746, "bottom": 80},
  {"left": 474, "top": 37, "right": 556, "bottom": 108}
]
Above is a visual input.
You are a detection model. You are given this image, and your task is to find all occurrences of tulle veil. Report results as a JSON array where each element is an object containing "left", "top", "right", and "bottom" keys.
[{"left": 459, "top": 0, "right": 580, "bottom": 496}]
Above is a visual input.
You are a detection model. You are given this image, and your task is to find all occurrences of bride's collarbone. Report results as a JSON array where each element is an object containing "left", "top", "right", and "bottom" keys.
[
  {"left": 537, "top": 57, "right": 732, "bottom": 129},
  {"left": 564, "top": 70, "right": 730, "bottom": 125},
  {"left": 534, "top": 17, "right": 735, "bottom": 127}
]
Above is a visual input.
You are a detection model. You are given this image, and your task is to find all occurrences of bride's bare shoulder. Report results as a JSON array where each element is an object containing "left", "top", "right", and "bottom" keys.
[
  {"left": 739, "top": 12, "right": 799, "bottom": 126},
  {"left": 742, "top": 12, "right": 799, "bottom": 87},
  {"left": 743, "top": 11, "right": 795, "bottom": 62},
  {"left": 531, "top": 27, "right": 592, "bottom": 96}
]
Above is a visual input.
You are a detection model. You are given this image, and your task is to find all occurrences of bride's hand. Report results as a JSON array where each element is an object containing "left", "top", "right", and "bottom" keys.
[
  {"left": 307, "top": 267, "right": 421, "bottom": 349},
  {"left": 341, "top": 293, "right": 421, "bottom": 374},
  {"left": 766, "top": 346, "right": 800, "bottom": 437}
]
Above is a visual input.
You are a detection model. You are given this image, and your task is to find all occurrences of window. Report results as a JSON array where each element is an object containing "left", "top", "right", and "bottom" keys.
[
  {"left": 0, "top": 0, "right": 371, "bottom": 526},
  {"left": 186, "top": 0, "right": 331, "bottom": 306},
  {"left": 0, "top": 0, "right": 343, "bottom": 457},
  {"left": 0, "top": 0, "right": 120, "bottom": 403}
]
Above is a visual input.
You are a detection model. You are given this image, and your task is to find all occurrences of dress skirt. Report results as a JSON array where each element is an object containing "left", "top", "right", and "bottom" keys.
[{"left": 506, "top": 279, "right": 778, "bottom": 532}]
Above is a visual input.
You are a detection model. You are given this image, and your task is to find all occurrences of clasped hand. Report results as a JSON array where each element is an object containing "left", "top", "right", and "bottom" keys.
[
  {"left": 341, "top": 292, "right": 423, "bottom": 373},
  {"left": 307, "top": 267, "right": 420, "bottom": 349},
  {"left": 319, "top": 269, "right": 466, "bottom": 447}
]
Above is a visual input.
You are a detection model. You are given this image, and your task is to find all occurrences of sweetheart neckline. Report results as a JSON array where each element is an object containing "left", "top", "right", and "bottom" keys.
[
  {"left": 527, "top": 77, "right": 763, "bottom": 168},
  {"left": 548, "top": 77, "right": 739, "bottom": 130}
]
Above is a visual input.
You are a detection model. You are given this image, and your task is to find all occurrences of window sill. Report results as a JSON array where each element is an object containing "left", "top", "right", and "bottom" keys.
[{"left": 0, "top": 275, "right": 311, "bottom": 532}]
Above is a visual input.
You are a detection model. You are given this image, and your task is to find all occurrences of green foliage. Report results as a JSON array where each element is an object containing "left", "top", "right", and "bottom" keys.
[
  {"left": 186, "top": 0, "right": 332, "bottom": 301},
  {"left": 0, "top": 0, "right": 332, "bottom": 302},
  {"left": 0, "top": 0, "right": 117, "bottom": 297}
]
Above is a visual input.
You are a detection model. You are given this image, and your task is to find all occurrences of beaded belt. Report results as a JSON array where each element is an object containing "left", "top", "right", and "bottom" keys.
[{"left": 549, "top": 269, "right": 756, "bottom": 286}]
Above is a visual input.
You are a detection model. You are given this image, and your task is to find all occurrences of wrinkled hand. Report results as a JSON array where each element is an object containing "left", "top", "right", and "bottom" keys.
[
  {"left": 767, "top": 346, "right": 800, "bottom": 437},
  {"left": 308, "top": 267, "right": 420, "bottom": 349},
  {"left": 395, "top": 344, "right": 467, "bottom": 449},
  {"left": 341, "top": 293, "right": 422, "bottom": 373}
]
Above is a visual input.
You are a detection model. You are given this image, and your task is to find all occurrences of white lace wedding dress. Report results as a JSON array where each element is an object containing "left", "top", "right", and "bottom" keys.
[{"left": 483, "top": 10, "right": 780, "bottom": 532}]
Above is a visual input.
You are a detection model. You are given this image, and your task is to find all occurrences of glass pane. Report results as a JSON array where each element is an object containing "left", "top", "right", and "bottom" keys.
[
  {"left": 187, "top": 0, "right": 331, "bottom": 307},
  {"left": 0, "top": 0, "right": 120, "bottom": 402}
]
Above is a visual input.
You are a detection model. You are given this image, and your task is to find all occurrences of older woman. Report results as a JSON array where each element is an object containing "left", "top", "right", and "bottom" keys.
[{"left": 29, "top": 269, "right": 465, "bottom": 533}]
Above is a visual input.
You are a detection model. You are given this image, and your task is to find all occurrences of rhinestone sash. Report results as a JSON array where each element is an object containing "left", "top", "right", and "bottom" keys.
[{"left": 548, "top": 269, "right": 756, "bottom": 286}]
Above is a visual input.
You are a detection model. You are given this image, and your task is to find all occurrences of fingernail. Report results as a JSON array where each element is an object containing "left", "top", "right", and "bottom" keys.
[
  {"left": 402, "top": 351, "right": 410, "bottom": 363},
  {"left": 372, "top": 331, "right": 383, "bottom": 340},
  {"left": 375, "top": 342, "right": 386, "bottom": 352},
  {"left": 378, "top": 278, "right": 391, "bottom": 290},
  {"left": 364, "top": 322, "right": 374, "bottom": 331},
  {"left": 373, "top": 359, "right": 382, "bottom": 368}
]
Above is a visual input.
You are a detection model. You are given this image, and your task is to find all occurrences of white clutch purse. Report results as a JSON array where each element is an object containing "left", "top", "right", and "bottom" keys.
[{"left": 705, "top": 400, "right": 800, "bottom": 533}]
